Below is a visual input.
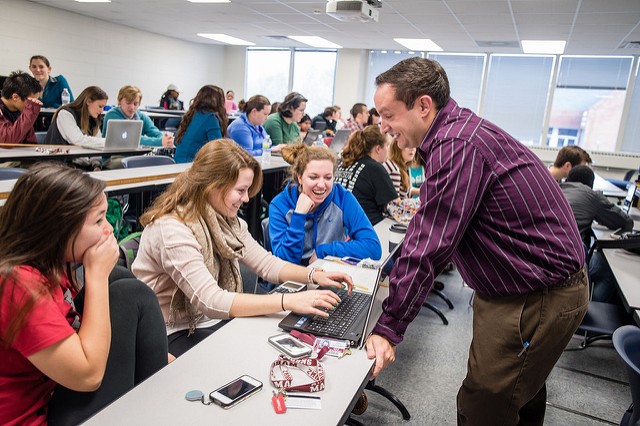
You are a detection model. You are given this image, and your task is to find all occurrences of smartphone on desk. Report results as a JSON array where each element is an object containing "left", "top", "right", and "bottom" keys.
[{"left": 209, "top": 375, "right": 262, "bottom": 409}]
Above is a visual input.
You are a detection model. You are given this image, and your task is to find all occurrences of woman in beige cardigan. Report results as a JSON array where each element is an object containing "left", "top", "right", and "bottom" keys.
[{"left": 133, "top": 139, "right": 353, "bottom": 357}]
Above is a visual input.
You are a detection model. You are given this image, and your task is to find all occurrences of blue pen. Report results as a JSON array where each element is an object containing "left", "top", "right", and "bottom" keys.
[{"left": 518, "top": 341, "right": 530, "bottom": 357}]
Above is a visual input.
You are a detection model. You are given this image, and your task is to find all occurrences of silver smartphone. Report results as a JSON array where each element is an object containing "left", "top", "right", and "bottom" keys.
[
  {"left": 268, "top": 333, "right": 313, "bottom": 358},
  {"left": 209, "top": 375, "right": 263, "bottom": 409}
]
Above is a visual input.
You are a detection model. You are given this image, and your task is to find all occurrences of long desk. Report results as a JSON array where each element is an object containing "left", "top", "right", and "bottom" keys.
[
  {"left": 0, "top": 156, "right": 289, "bottom": 240},
  {"left": 0, "top": 146, "right": 151, "bottom": 163},
  {"left": 85, "top": 313, "right": 374, "bottom": 425}
]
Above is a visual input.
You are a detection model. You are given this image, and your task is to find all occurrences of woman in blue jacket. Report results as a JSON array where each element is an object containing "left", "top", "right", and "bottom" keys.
[
  {"left": 102, "top": 85, "right": 174, "bottom": 147},
  {"left": 269, "top": 144, "right": 382, "bottom": 266},
  {"left": 174, "top": 85, "right": 227, "bottom": 163},
  {"left": 227, "top": 95, "right": 271, "bottom": 156}
]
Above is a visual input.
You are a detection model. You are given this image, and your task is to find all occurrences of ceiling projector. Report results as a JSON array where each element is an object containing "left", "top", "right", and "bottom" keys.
[{"left": 326, "top": 0, "right": 380, "bottom": 23}]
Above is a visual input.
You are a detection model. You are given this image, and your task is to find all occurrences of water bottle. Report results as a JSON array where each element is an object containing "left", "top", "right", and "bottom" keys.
[
  {"left": 61, "top": 88, "right": 70, "bottom": 105},
  {"left": 262, "top": 135, "right": 272, "bottom": 163},
  {"left": 315, "top": 133, "right": 324, "bottom": 147}
]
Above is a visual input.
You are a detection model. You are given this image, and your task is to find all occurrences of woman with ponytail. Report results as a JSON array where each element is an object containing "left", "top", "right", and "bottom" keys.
[{"left": 335, "top": 125, "right": 399, "bottom": 225}]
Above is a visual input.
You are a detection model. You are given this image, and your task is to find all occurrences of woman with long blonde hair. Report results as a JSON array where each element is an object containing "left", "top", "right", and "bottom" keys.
[
  {"left": 134, "top": 139, "right": 353, "bottom": 357},
  {"left": 383, "top": 139, "right": 419, "bottom": 198}
]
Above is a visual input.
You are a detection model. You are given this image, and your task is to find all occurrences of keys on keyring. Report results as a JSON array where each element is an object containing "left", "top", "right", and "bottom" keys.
[{"left": 338, "top": 347, "right": 352, "bottom": 359}]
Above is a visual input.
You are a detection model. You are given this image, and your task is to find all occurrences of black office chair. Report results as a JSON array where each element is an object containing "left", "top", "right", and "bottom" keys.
[
  {"left": 613, "top": 325, "right": 640, "bottom": 425},
  {"left": 121, "top": 155, "right": 176, "bottom": 168},
  {"left": 0, "top": 167, "right": 27, "bottom": 180}
]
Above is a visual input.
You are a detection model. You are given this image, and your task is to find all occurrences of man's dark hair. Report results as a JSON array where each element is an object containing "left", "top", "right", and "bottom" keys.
[
  {"left": 566, "top": 165, "right": 595, "bottom": 189},
  {"left": 553, "top": 146, "right": 592, "bottom": 168},
  {"left": 350, "top": 103, "right": 367, "bottom": 119},
  {"left": 375, "top": 57, "right": 450, "bottom": 110},
  {"left": 322, "top": 106, "right": 335, "bottom": 119},
  {"left": 1, "top": 71, "right": 41, "bottom": 100}
]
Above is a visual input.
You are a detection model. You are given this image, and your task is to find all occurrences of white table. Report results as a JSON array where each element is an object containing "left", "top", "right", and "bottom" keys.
[
  {"left": 594, "top": 172, "right": 628, "bottom": 199},
  {"left": 85, "top": 314, "right": 374, "bottom": 425},
  {"left": 0, "top": 146, "right": 151, "bottom": 163}
]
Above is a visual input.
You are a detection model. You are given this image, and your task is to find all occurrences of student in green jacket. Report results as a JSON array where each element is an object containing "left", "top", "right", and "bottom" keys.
[{"left": 263, "top": 92, "right": 307, "bottom": 152}]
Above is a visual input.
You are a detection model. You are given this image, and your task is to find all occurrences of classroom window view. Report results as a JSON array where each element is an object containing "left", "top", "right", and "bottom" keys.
[
  {"left": 248, "top": 48, "right": 640, "bottom": 153},
  {"left": 246, "top": 48, "right": 337, "bottom": 118}
]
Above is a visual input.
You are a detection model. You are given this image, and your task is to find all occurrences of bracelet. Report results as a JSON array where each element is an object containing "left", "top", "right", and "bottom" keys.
[
  {"left": 281, "top": 293, "right": 286, "bottom": 311},
  {"left": 307, "top": 267, "right": 317, "bottom": 285}
]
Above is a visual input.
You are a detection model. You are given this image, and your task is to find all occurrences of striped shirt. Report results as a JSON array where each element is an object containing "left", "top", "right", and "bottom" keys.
[{"left": 374, "top": 99, "right": 585, "bottom": 345}]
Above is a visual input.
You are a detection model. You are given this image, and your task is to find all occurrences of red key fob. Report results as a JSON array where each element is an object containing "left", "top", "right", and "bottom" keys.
[{"left": 272, "top": 391, "right": 287, "bottom": 414}]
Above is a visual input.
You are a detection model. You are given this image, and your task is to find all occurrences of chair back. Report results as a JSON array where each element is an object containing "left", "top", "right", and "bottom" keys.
[
  {"left": 0, "top": 167, "right": 27, "bottom": 180},
  {"left": 613, "top": 325, "right": 640, "bottom": 425},
  {"left": 121, "top": 155, "right": 176, "bottom": 169},
  {"left": 261, "top": 217, "right": 271, "bottom": 251}
]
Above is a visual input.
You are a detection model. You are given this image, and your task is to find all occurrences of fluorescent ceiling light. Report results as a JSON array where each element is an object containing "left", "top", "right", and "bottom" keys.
[
  {"left": 74, "top": 0, "right": 111, "bottom": 2},
  {"left": 197, "top": 33, "right": 254, "bottom": 46},
  {"left": 188, "top": 0, "right": 231, "bottom": 3},
  {"left": 394, "top": 38, "right": 443, "bottom": 52},
  {"left": 287, "top": 36, "right": 342, "bottom": 49},
  {"left": 522, "top": 40, "right": 566, "bottom": 54}
]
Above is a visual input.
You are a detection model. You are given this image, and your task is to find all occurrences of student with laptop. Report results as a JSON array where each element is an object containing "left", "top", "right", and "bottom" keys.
[
  {"left": 174, "top": 85, "right": 228, "bottom": 164},
  {"left": 102, "top": 85, "right": 174, "bottom": 148},
  {"left": 298, "top": 114, "right": 312, "bottom": 142},
  {"left": 0, "top": 163, "right": 167, "bottom": 425},
  {"left": 561, "top": 165, "right": 634, "bottom": 303},
  {"left": 132, "top": 139, "right": 353, "bottom": 358},
  {"left": 334, "top": 125, "right": 399, "bottom": 225},
  {"left": 311, "top": 106, "right": 337, "bottom": 135},
  {"left": 43, "top": 86, "right": 108, "bottom": 149},
  {"left": 269, "top": 144, "right": 381, "bottom": 266}
]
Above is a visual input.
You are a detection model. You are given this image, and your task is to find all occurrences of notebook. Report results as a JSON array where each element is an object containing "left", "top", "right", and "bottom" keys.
[
  {"left": 278, "top": 243, "right": 400, "bottom": 347},
  {"left": 328, "top": 129, "right": 350, "bottom": 154},
  {"left": 95, "top": 119, "right": 143, "bottom": 152}
]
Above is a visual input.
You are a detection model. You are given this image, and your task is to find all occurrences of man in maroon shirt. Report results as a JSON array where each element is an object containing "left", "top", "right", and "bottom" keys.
[
  {"left": 0, "top": 71, "right": 42, "bottom": 145},
  {"left": 368, "top": 57, "right": 588, "bottom": 425}
]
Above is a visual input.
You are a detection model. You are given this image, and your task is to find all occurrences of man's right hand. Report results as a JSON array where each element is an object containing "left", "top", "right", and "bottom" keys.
[
  {"left": 27, "top": 97, "right": 43, "bottom": 106},
  {"left": 365, "top": 334, "right": 396, "bottom": 378}
]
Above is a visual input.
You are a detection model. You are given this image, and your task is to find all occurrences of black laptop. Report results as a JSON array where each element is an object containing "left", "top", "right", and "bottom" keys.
[{"left": 278, "top": 244, "right": 400, "bottom": 347}]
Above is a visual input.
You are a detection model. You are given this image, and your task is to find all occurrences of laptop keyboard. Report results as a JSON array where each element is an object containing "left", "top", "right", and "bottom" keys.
[{"left": 306, "top": 289, "right": 370, "bottom": 337}]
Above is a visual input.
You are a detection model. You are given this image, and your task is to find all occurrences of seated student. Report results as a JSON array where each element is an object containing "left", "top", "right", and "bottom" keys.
[
  {"left": 174, "top": 85, "right": 227, "bottom": 164},
  {"left": 224, "top": 90, "right": 238, "bottom": 114},
  {"left": 43, "top": 86, "right": 107, "bottom": 149},
  {"left": 298, "top": 114, "right": 312, "bottom": 142},
  {"left": 227, "top": 94, "right": 271, "bottom": 156},
  {"left": 263, "top": 92, "right": 307, "bottom": 150},
  {"left": 132, "top": 139, "right": 353, "bottom": 358},
  {"left": 409, "top": 149, "right": 426, "bottom": 197},
  {"left": 102, "top": 85, "right": 174, "bottom": 148},
  {"left": 0, "top": 163, "right": 167, "bottom": 426},
  {"left": 311, "top": 106, "right": 337, "bottom": 135},
  {"left": 367, "top": 107, "right": 381, "bottom": 126},
  {"left": 560, "top": 165, "right": 634, "bottom": 303},
  {"left": 344, "top": 103, "right": 370, "bottom": 134},
  {"left": 29, "top": 55, "right": 73, "bottom": 108},
  {"left": 269, "top": 144, "right": 381, "bottom": 266},
  {"left": 335, "top": 125, "right": 398, "bottom": 225},
  {"left": 0, "top": 71, "right": 42, "bottom": 144},
  {"left": 549, "top": 145, "right": 592, "bottom": 182},
  {"left": 383, "top": 139, "right": 419, "bottom": 199},
  {"left": 159, "top": 84, "right": 184, "bottom": 111}
]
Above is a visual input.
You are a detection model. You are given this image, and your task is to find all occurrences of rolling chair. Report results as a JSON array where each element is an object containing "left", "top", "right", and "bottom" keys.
[
  {"left": 0, "top": 167, "right": 27, "bottom": 180},
  {"left": 121, "top": 155, "right": 176, "bottom": 169},
  {"left": 260, "top": 218, "right": 410, "bottom": 421},
  {"left": 613, "top": 325, "right": 640, "bottom": 425}
]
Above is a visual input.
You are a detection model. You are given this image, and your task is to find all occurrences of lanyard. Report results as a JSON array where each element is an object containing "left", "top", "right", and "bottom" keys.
[{"left": 270, "top": 355, "right": 326, "bottom": 393}]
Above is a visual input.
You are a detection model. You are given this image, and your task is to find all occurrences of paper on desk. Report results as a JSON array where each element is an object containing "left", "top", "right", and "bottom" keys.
[{"left": 314, "top": 260, "right": 378, "bottom": 294}]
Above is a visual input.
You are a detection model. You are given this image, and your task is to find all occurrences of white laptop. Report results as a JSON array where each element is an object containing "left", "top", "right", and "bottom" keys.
[{"left": 99, "top": 119, "right": 143, "bottom": 152}]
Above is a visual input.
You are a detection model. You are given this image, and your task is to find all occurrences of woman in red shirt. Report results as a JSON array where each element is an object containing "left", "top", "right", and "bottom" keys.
[{"left": 0, "top": 163, "right": 167, "bottom": 425}]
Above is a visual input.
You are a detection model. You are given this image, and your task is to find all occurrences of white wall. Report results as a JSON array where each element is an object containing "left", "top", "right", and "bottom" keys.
[
  {"left": 1, "top": 0, "right": 225, "bottom": 107},
  {"left": 222, "top": 46, "right": 247, "bottom": 103},
  {"left": 334, "top": 49, "right": 369, "bottom": 113}
]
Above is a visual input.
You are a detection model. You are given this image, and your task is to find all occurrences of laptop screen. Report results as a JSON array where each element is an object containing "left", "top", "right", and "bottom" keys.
[{"left": 623, "top": 184, "right": 639, "bottom": 214}]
